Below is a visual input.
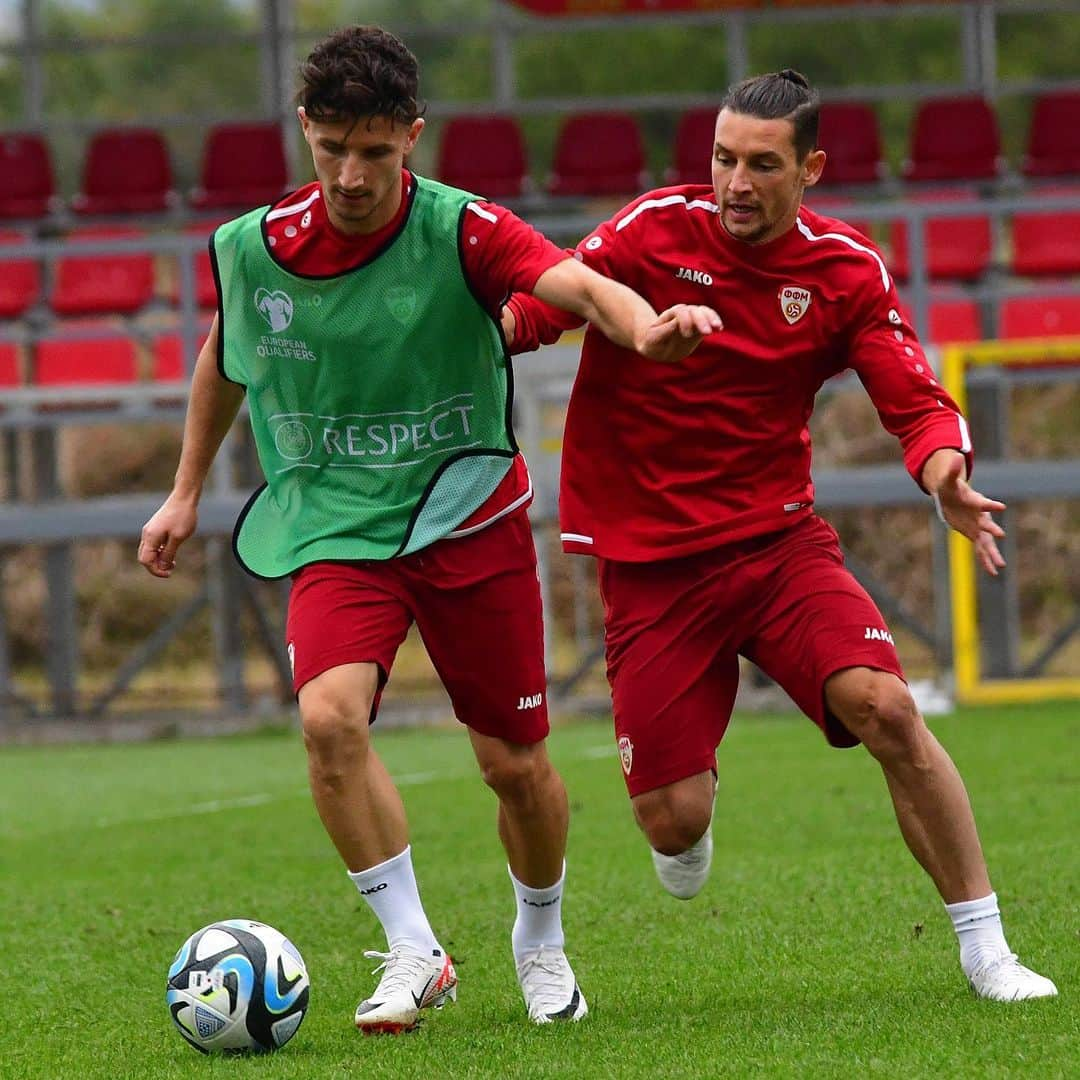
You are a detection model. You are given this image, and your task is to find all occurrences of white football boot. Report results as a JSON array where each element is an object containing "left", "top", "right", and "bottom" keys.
[
  {"left": 651, "top": 826, "right": 713, "bottom": 899},
  {"left": 967, "top": 953, "right": 1058, "bottom": 1002},
  {"left": 354, "top": 945, "right": 457, "bottom": 1034},
  {"left": 516, "top": 945, "right": 588, "bottom": 1024}
]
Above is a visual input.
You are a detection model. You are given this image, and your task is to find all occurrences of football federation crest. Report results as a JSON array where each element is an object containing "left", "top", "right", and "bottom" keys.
[
  {"left": 617, "top": 735, "right": 633, "bottom": 776},
  {"left": 385, "top": 284, "right": 418, "bottom": 325},
  {"left": 779, "top": 284, "right": 812, "bottom": 325},
  {"left": 255, "top": 287, "right": 294, "bottom": 332}
]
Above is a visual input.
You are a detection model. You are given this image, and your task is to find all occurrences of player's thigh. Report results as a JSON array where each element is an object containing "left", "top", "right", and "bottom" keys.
[
  {"left": 743, "top": 519, "right": 905, "bottom": 747},
  {"left": 599, "top": 556, "right": 739, "bottom": 797},
  {"left": 412, "top": 512, "right": 549, "bottom": 744},
  {"left": 286, "top": 561, "right": 413, "bottom": 704}
]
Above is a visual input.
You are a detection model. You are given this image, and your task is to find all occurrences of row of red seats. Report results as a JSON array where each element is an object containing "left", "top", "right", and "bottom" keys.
[
  {"left": 2, "top": 91, "right": 1079, "bottom": 222},
  {"left": 806, "top": 187, "right": 1080, "bottom": 281},
  {"left": 0, "top": 333, "right": 191, "bottom": 388},
  {"left": 0, "top": 123, "right": 289, "bottom": 221},
  {"left": 3, "top": 192, "right": 1078, "bottom": 322},
  {"left": 445, "top": 91, "right": 1080, "bottom": 198},
  {"left": 0, "top": 295, "right": 1078, "bottom": 394},
  {"left": 0, "top": 224, "right": 217, "bottom": 319}
]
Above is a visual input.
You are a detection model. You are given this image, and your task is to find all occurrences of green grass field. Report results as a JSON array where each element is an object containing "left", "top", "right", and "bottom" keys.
[{"left": 2, "top": 703, "right": 1076, "bottom": 1078}]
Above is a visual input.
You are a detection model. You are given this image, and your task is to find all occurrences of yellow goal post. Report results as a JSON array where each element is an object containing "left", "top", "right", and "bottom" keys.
[{"left": 939, "top": 337, "right": 1080, "bottom": 705}]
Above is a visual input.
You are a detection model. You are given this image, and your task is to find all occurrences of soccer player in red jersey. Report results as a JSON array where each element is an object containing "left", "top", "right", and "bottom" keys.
[
  {"left": 505, "top": 70, "right": 1056, "bottom": 1002},
  {"left": 138, "top": 25, "right": 720, "bottom": 1033}
]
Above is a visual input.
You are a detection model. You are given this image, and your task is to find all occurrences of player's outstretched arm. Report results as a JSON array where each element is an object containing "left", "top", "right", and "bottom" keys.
[
  {"left": 921, "top": 448, "right": 1007, "bottom": 577},
  {"left": 531, "top": 257, "right": 721, "bottom": 362},
  {"left": 138, "top": 316, "right": 244, "bottom": 579}
]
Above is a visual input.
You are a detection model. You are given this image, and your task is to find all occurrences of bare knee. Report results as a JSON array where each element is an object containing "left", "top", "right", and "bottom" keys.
[
  {"left": 476, "top": 741, "right": 552, "bottom": 808},
  {"left": 827, "top": 669, "right": 928, "bottom": 765},
  {"left": 298, "top": 675, "right": 375, "bottom": 776},
  {"left": 633, "top": 774, "right": 713, "bottom": 855}
]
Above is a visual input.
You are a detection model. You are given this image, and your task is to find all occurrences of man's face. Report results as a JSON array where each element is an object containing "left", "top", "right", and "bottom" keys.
[
  {"left": 299, "top": 108, "right": 424, "bottom": 235},
  {"left": 711, "top": 108, "right": 825, "bottom": 245}
]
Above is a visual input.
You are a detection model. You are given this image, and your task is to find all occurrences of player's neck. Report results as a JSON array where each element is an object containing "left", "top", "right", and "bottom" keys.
[{"left": 323, "top": 171, "right": 410, "bottom": 239}]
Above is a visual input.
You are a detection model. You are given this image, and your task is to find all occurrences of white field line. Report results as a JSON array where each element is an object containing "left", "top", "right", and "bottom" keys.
[{"left": 7, "top": 753, "right": 614, "bottom": 838}]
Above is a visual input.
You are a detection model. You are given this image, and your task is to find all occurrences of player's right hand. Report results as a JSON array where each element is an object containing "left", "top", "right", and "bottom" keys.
[
  {"left": 138, "top": 496, "right": 198, "bottom": 578},
  {"left": 638, "top": 304, "right": 723, "bottom": 363}
]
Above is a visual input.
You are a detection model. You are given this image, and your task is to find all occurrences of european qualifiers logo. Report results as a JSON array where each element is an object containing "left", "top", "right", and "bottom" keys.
[
  {"left": 253, "top": 286, "right": 317, "bottom": 362},
  {"left": 779, "top": 284, "right": 812, "bottom": 325},
  {"left": 255, "top": 287, "right": 294, "bottom": 332}
]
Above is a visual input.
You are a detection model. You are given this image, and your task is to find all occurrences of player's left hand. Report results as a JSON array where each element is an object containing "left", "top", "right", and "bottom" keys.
[
  {"left": 500, "top": 304, "right": 516, "bottom": 346},
  {"left": 637, "top": 304, "right": 723, "bottom": 363},
  {"left": 927, "top": 452, "right": 1007, "bottom": 576}
]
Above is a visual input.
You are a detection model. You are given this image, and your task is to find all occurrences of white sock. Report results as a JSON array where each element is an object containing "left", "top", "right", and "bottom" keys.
[
  {"left": 347, "top": 845, "right": 441, "bottom": 954},
  {"left": 945, "top": 891, "right": 1010, "bottom": 976},
  {"left": 509, "top": 862, "right": 566, "bottom": 961}
]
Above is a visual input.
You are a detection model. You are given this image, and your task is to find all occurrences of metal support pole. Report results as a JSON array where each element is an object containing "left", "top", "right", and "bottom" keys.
[
  {"left": 44, "top": 542, "right": 78, "bottom": 717},
  {"left": 492, "top": 4, "right": 517, "bottom": 110},
  {"left": 21, "top": 0, "right": 44, "bottom": 128},
  {"left": 207, "top": 538, "right": 248, "bottom": 714},
  {"left": 725, "top": 12, "right": 749, "bottom": 87},
  {"left": 31, "top": 426, "right": 79, "bottom": 716},
  {"left": 967, "top": 375, "right": 1019, "bottom": 677},
  {"left": 931, "top": 515, "right": 953, "bottom": 670}
]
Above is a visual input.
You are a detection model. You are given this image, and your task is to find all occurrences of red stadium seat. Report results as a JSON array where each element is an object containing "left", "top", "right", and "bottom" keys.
[
  {"left": 928, "top": 298, "right": 982, "bottom": 344},
  {"left": 667, "top": 107, "right": 716, "bottom": 186},
  {"left": 71, "top": 127, "right": 175, "bottom": 216},
  {"left": 33, "top": 335, "right": 139, "bottom": 385},
  {"left": 899, "top": 292, "right": 982, "bottom": 344},
  {"left": 0, "top": 342, "right": 22, "bottom": 387},
  {"left": 49, "top": 226, "right": 156, "bottom": 317},
  {"left": 436, "top": 115, "right": 529, "bottom": 198},
  {"left": 0, "top": 230, "right": 42, "bottom": 318},
  {"left": 815, "top": 102, "right": 884, "bottom": 186},
  {"left": 1022, "top": 91, "right": 1080, "bottom": 179},
  {"left": 548, "top": 112, "right": 649, "bottom": 198},
  {"left": 902, "top": 96, "right": 1002, "bottom": 182},
  {"left": 152, "top": 334, "right": 186, "bottom": 382},
  {"left": 888, "top": 190, "right": 992, "bottom": 282},
  {"left": 999, "top": 295, "right": 1080, "bottom": 339},
  {"left": 1010, "top": 187, "right": 1080, "bottom": 277},
  {"left": 189, "top": 122, "right": 290, "bottom": 212},
  {"left": 169, "top": 222, "right": 222, "bottom": 310},
  {"left": 0, "top": 133, "right": 56, "bottom": 220}
]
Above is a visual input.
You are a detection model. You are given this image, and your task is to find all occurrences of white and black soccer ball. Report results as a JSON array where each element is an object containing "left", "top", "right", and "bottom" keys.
[{"left": 166, "top": 919, "right": 309, "bottom": 1054}]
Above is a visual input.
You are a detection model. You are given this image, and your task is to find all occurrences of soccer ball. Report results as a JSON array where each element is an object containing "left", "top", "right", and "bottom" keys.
[{"left": 166, "top": 919, "right": 309, "bottom": 1054}]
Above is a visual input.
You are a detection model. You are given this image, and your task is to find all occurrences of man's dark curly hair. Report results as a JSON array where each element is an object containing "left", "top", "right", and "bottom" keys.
[{"left": 299, "top": 25, "right": 425, "bottom": 125}]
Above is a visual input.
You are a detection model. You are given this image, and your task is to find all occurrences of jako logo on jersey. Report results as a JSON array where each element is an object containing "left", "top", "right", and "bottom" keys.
[
  {"left": 779, "top": 285, "right": 812, "bottom": 325},
  {"left": 865, "top": 627, "right": 895, "bottom": 644},
  {"left": 675, "top": 267, "right": 714, "bottom": 286},
  {"left": 517, "top": 693, "right": 543, "bottom": 710},
  {"left": 618, "top": 735, "right": 633, "bottom": 776},
  {"left": 255, "top": 287, "right": 294, "bottom": 332}
]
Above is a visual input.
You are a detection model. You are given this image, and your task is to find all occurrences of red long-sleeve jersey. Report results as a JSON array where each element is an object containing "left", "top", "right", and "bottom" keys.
[{"left": 508, "top": 186, "right": 973, "bottom": 561}]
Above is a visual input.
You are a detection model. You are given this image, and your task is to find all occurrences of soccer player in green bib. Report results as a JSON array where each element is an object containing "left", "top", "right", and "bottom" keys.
[{"left": 139, "top": 25, "right": 721, "bottom": 1033}]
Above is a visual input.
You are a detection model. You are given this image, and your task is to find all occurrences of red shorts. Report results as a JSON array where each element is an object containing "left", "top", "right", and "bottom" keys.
[
  {"left": 597, "top": 515, "right": 905, "bottom": 796},
  {"left": 285, "top": 509, "right": 549, "bottom": 744}
]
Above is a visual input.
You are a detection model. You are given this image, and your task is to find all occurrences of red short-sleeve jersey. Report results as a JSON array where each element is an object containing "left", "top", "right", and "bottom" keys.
[
  {"left": 243, "top": 174, "right": 567, "bottom": 536},
  {"left": 508, "top": 186, "right": 973, "bottom": 561}
]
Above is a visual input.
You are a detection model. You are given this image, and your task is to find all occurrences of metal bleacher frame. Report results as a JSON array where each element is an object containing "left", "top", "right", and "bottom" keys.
[{"left": 1, "top": 0, "right": 1079, "bottom": 721}]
